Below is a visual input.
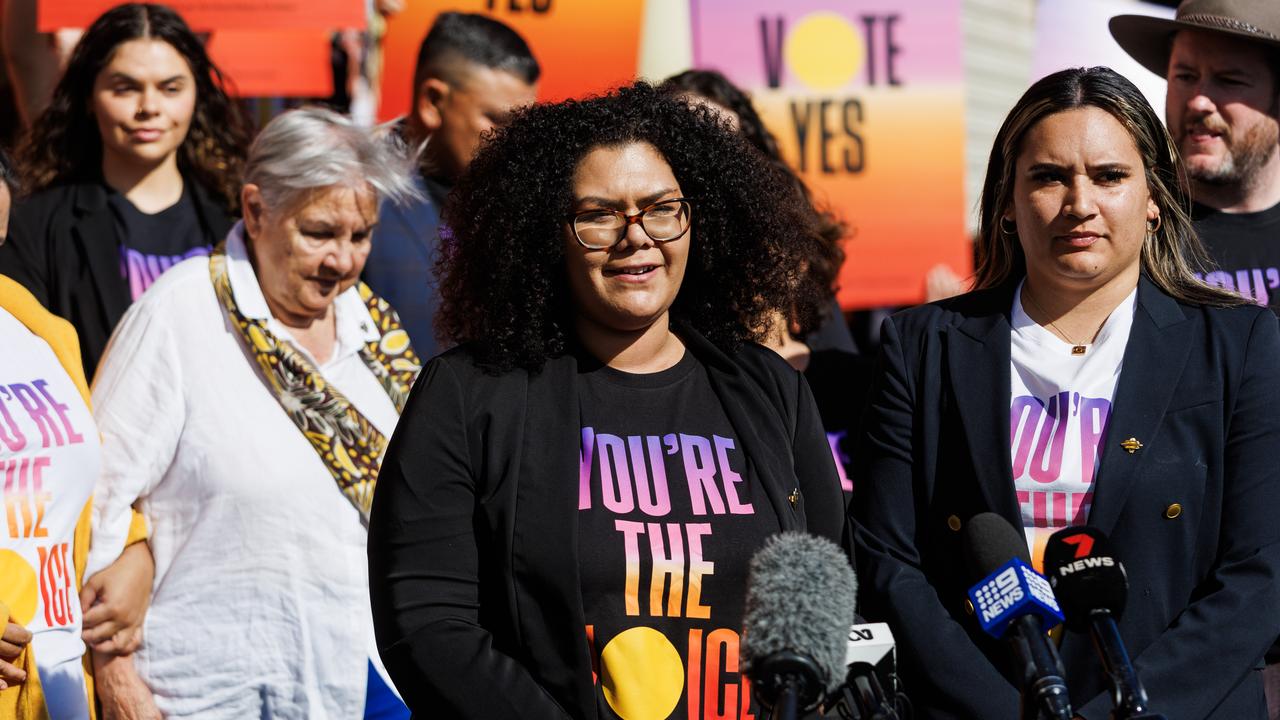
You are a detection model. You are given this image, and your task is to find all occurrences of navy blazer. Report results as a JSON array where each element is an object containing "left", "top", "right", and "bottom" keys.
[
  {"left": 367, "top": 328, "right": 847, "bottom": 719},
  {"left": 852, "top": 276, "right": 1280, "bottom": 720}
]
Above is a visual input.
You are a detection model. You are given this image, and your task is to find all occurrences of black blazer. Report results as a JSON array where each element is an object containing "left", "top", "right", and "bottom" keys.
[
  {"left": 852, "top": 277, "right": 1280, "bottom": 720},
  {"left": 0, "top": 178, "right": 233, "bottom": 377},
  {"left": 367, "top": 329, "right": 847, "bottom": 719}
]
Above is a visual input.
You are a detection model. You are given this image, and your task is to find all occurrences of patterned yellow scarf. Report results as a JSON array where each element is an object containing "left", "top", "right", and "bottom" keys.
[{"left": 209, "top": 246, "right": 420, "bottom": 526}]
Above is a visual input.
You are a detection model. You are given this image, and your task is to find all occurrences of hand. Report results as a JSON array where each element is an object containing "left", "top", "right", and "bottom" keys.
[
  {"left": 376, "top": 0, "right": 405, "bottom": 15},
  {"left": 0, "top": 621, "right": 32, "bottom": 690},
  {"left": 81, "top": 541, "right": 155, "bottom": 655},
  {"left": 924, "top": 264, "right": 969, "bottom": 303},
  {"left": 94, "top": 653, "right": 160, "bottom": 720}
]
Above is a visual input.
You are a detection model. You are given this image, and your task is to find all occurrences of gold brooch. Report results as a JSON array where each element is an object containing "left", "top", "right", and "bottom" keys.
[
  {"left": 1121, "top": 437, "right": 1143, "bottom": 454},
  {"left": 788, "top": 489, "right": 800, "bottom": 508}
]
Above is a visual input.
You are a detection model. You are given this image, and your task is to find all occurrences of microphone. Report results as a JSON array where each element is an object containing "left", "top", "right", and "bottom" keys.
[
  {"left": 828, "top": 621, "right": 902, "bottom": 720},
  {"left": 1043, "top": 526, "right": 1166, "bottom": 720},
  {"left": 741, "top": 532, "right": 858, "bottom": 719},
  {"left": 962, "top": 512, "right": 1073, "bottom": 720}
]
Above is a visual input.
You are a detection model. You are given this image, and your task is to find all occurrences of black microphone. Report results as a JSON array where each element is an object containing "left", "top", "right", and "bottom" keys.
[
  {"left": 962, "top": 512, "right": 1073, "bottom": 720},
  {"left": 828, "top": 620, "right": 903, "bottom": 720},
  {"left": 1043, "top": 526, "right": 1167, "bottom": 720},
  {"left": 741, "top": 532, "right": 857, "bottom": 720}
]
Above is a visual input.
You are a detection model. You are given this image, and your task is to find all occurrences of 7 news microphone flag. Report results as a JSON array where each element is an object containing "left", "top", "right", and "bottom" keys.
[{"left": 1043, "top": 526, "right": 1166, "bottom": 720}]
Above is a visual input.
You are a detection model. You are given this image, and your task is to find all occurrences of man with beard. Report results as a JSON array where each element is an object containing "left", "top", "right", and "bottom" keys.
[{"left": 1112, "top": 1, "right": 1280, "bottom": 314}]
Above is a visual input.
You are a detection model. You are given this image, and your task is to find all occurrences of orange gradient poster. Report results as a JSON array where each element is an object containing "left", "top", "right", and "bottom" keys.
[
  {"left": 692, "top": 1, "right": 968, "bottom": 308},
  {"left": 39, "top": 0, "right": 363, "bottom": 30},
  {"left": 378, "top": 1, "right": 646, "bottom": 122}
]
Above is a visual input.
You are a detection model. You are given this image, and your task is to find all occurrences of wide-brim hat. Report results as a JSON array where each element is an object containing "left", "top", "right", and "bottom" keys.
[{"left": 1110, "top": 0, "right": 1280, "bottom": 78}]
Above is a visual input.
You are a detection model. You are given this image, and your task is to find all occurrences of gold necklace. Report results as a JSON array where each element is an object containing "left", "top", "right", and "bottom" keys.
[{"left": 1021, "top": 288, "right": 1106, "bottom": 356}]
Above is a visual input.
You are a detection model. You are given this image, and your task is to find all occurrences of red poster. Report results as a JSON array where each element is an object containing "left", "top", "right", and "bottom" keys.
[
  {"left": 207, "top": 31, "right": 333, "bottom": 98},
  {"left": 378, "top": 0, "right": 646, "bottom": 122},
  {"left": 39, "top": 0, "right": 364, "bottom": 31}
]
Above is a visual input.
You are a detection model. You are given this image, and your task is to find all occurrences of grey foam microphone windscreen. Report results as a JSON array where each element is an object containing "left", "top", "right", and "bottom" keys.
[{"left": 740, "top": 531, "right": 858, "bottom": 693}]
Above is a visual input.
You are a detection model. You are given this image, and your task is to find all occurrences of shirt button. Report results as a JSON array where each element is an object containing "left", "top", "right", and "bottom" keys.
[
  {"left": 1165, "top": 503, "right": 1182, "bottom": 519},
  {"left": 947, "top": 515, "right": 962, "bottom": 532}
]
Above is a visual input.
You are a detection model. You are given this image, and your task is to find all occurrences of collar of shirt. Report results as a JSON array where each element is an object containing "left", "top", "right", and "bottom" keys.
[{"left": 225, "top": 221, "right": 379, "bottom": 366}]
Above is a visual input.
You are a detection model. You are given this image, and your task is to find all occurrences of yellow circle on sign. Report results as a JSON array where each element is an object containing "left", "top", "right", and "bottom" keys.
[
  {"left": 600, "top": 626, "right": 684, "bottom": 720},
  {"left": 0, "top": 550, "right": 39, "bottom": 626},
  {"left": 784, "top": 12, "right": 865, "bottom": 91}
]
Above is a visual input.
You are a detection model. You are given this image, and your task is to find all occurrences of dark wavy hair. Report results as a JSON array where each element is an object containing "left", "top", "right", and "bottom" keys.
[
  {"left": 661, "top": 69, "right": 846, "bottom": 334},
  {"left": 976, "top": 66, "right": 1243, "bottom": 307},
  {"left": 17, "top": 3, "right": 248, "bottom": 212},
  {"left": 438, "top": 82, "right": 831, "bottom": 372}
]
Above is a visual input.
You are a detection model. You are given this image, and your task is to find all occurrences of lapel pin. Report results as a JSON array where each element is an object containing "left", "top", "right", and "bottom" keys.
[
  {"left": 1121, "top": 437, "right": 1143, "bottom": 454},
  {"left": 788, "top": 488, "right": 800, "bottom": 508}
]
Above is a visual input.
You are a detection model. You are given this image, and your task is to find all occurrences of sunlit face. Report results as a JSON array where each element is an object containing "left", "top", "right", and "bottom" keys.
[
  {"left": 421, "top": 64, "right": 536, "bottom": 180},
  {"left": 1165, "top": 30, "right": 1280, "bottom": 187},
  {"left": 564, "top": 142, "right": 691, "bottom": 336},
  {"left": 243, "top": 184, "right": 378, "bottom": 324},
  {"left": 0, "top": 183, "right": 10, "bottom": 246},
  {"left": 1006, "top": 107, "right": 1158, "bottom": 293},
  {"left": 91, "top": 39, "right": 197, "bottom": 171}
]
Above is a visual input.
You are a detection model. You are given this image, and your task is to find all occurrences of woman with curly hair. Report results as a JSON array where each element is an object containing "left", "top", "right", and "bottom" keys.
[
  {"left": 367, "top": 82, "right": 847, "bottom": 719},
  {"left": 0, "top": 3, "right": 249, "bottom": 377}
]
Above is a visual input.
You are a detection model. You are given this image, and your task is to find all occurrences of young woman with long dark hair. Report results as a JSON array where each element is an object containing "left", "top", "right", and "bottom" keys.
[{"left": 0, "top": 3, "right": 249, "bottom": 377}]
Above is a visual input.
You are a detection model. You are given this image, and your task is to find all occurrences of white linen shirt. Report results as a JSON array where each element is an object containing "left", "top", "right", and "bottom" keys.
[{"left": 86, "top": 226, "right": 401, "bottom": 719}]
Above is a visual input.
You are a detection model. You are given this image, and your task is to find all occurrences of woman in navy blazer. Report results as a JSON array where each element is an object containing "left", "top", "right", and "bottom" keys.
[{"left": 852, "top": 67, "right": 1280, "bottom": 720}]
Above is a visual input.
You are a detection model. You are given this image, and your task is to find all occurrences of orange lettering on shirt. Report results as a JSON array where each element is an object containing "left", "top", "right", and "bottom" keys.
[
  {"left": 687, "top": 628, "right": 704, "bottom": 719},
  {"left": 648, "top": 522, "right": 685, "bottom": 617}
]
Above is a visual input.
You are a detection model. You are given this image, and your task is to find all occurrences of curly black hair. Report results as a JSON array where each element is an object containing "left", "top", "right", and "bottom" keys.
[
  {"left": 661, "top": 70, "right": 846, "bottom": 335},
  {"left": 17, "top": 4, "right": 249, "bottom": 212},
  {"left": 438, "top": 82, "right": 831, "bottom": 373}
]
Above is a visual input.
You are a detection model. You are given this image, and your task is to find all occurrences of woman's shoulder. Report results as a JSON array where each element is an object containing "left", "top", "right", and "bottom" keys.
[
  {"left": 881, "top": 285, "right": 1013, "bottom": 344},
  {"left": 11, "top": 181, "right": 103, "bottom": 225},
  {"left": 1187, "top": 298, "right": 1276, "bottom": 330},
  {"left": 117, "top": 255, "right": 217, "bottom": 329},
  {"left": 421, "top": 343, "right": 549, "bottom": 398}
]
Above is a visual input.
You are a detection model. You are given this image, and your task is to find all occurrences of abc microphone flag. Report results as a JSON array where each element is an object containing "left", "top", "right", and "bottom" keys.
[{"left": 967, "top": 556, "right": 1065, "bottom": 638}]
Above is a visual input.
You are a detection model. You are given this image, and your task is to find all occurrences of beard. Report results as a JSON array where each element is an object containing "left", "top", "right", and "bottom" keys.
[{"left": 1184, "top": 114, "right": 1280, "bottom": 187}]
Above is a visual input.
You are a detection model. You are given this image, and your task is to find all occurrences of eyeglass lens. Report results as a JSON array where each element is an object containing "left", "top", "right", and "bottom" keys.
[{"left": 574, "top": 200, "right": 690, "bottom": 248}]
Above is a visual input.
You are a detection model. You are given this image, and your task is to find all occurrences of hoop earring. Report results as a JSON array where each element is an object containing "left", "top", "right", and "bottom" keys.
[
  {"left": 999, "top": 216, "right": 1018, "bottom": 237},
  {"left": 1146, "top": 216, "right": 1161, "bottom": 234}
]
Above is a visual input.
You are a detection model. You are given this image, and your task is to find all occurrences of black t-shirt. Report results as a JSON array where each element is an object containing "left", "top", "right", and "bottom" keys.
[
  {"left": 803, "top": 348, "right": 876, "bottom": 501},
  {"left": 1192, "top": 201, "right": 1280, "bottom": 315},
  {"left": 107, "top": 185, "right": 210, "bottom": 301},
  {"left": 576, "top": 350, "right": 778, "bottom": 719}
]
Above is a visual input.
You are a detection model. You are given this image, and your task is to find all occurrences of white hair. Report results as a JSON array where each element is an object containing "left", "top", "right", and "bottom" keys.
[{"left": 243, "top": 106, "right": 420, "bottom": 211}]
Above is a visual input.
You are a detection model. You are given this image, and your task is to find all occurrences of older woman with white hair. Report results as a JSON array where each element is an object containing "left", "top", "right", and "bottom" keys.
[{"left": 83, "top": 107, "right": 420, "bottom": 719}]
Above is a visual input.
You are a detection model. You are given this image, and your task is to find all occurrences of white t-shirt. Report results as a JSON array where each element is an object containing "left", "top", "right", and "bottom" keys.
[
  {"left": 86, "top": 227, "right": 401, "bottom": 719},
  {"left": 1009, "top": 281, "right": 1136, "bottom": 566},
  {"left": 0, "top": 307, "right": 98, "bottom": 720}
]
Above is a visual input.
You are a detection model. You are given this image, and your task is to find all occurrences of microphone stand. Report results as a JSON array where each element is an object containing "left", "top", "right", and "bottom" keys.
[
  {"left": 1009, "top": 615, "right": 1073, "bottom": 720},
  {"left": 1088, "top": 611, "right": 1167, "bottom": 720}
]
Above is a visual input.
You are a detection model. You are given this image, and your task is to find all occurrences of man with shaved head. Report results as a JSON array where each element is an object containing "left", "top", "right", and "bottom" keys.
[{"left": 363, "top": 12, "right": 539, "bottom": 357}]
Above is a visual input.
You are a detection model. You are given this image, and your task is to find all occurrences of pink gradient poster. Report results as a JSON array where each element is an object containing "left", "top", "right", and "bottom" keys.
[{"left": 691, "top": 0, "right": 968, "bottom": 308}]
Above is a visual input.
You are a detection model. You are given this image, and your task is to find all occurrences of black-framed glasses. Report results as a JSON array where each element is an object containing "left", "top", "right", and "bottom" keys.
[{"left": 568, "top": 197, "right": 693, "bottom": 250}]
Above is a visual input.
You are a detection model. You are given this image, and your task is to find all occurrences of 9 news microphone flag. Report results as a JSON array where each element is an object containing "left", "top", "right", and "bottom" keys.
[{"left": 963, "top": 513, "right": 1073, "bottom": 720}]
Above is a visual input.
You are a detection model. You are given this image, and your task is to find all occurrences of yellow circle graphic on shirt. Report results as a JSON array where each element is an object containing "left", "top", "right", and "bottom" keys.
[
  {"left": 0, "top": 550, "right": 38, "bottom": 626},
  {"left": 600, "top": 626, "right": 684, "bottom": 720},
  {"left": 784, "top": 12, "right": 865, "bottom": 91}
]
